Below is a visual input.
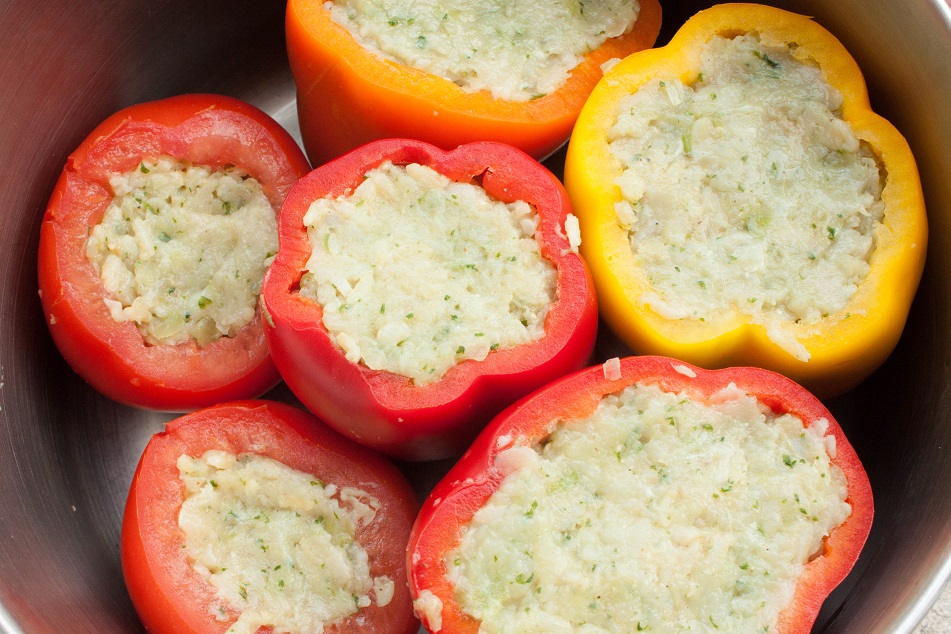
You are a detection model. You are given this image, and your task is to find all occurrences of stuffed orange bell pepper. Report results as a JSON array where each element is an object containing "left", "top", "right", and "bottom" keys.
[
  {"left": 564, "top": 3, "right": 927, "bottom": 398},
  {"left": 286, "top": 0, "right": 661, "bottom": 165}
]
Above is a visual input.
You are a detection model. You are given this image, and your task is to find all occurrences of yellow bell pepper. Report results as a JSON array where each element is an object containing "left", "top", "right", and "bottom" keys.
[{"left": 564, "top": 3, "right": 927, "bottom": 398}]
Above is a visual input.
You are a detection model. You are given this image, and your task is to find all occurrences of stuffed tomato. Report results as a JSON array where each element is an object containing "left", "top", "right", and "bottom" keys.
[
  {"left": 261, "top": 139, "right": 598, "bottom": 460},
  {"left": 121, "top": 400, "right": 419, "bottom": 634},
  {"left": 408, "top": 356, "right": 873, "bottom": 633},
  {"left": 285, "top": 0, "right": 662, "bottom": 165},
  {"left": 38, "top": 94, "right": 310, "bottom": 410}
]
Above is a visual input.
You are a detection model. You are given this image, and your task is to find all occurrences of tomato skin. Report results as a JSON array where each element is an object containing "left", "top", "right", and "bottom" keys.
[
  {"left": 260, "top": 138, "right": 598, "bottom": 461},
  {"left": 38, "top": 94, "right": 310, "bottom": 411},
  {"left": 121, "top": 399, "right": 420, "bottom": 634},
  {"left": 407, "top": 356, "right": 874, "bottom": 634}
]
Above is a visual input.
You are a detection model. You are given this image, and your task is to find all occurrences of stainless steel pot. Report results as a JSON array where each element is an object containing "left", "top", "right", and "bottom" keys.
[{"left": 1, "top": 1, "right": 950, "bottom": 632}]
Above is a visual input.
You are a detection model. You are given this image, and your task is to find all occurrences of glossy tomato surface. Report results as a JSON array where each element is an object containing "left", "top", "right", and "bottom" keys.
[
  {"left": 38, "top": 94, "right": 310, "bottom": 411},
  {"left": 121, "top": 399, "right": 419, "bottom": 634}
]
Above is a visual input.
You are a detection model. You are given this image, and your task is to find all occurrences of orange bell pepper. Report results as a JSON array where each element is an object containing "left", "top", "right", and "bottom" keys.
[
  {"left": 285, "top": 0, "right": 661, "bottom": 166},
  {"left": 564, "top": 3, "right": 927, "bottom": 398}
]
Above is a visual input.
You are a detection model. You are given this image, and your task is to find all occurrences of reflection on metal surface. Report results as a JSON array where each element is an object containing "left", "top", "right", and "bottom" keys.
[{"left": 1, "top": 1, "right": 951, "bottom": 633}]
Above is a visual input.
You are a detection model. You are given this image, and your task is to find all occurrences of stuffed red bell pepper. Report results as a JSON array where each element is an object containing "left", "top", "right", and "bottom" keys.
[
  {"left": 408, "top": 356, "right": 873, "bottom": 633},
  {"left": 38, "top": 94, "right": 310, "bottom": 410},
  {"left": 260, "top": 139, "right": 598, "bottom": 460}
]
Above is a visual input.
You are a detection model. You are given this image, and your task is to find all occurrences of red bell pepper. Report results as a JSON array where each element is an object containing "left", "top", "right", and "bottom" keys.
[
  {"left": 122, "top": 400, "right": 420, "bottom": 634},
  {"left": 408, "top": 356, "right": 873, "bottom": 633},
  {"left": 38, "top": 94, "right": 311, "bottom": 410},
  {"left": 260, "top": 139, "right": 598, "bottom": 460}
]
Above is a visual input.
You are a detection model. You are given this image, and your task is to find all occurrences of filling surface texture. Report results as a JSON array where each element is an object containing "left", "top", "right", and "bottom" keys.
[
  {"left": 445, "top": 382, "right": 851, "bottom": 633},
  {"left": 177, "top": 450, "right": 392, "bottom": 634},
  {"left": 299, "top": 161, "right": 557, "bottom": 384},
  {"left": 327, "top": 0, "right": 640, "bottom": 101},
  {"left": 608, "top": 34, "right": 883, "bottom": 359},
  {"left": 86, "top": 157, "right": 277, "bottom": 347}
]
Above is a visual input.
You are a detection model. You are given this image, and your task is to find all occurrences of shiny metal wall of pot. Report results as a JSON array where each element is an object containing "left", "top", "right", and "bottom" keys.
[{"left": 0, "top": 1, "right": 949, "bottom": 632}]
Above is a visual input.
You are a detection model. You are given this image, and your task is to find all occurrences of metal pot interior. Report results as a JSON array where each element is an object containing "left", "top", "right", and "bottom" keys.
[{"left": 1, "top": 1, "right": 950, "bottom": 632}]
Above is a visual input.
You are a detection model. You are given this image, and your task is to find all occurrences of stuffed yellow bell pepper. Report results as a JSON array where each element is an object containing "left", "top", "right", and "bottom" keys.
[{"left": 564, "top": 3, "right": 927, "bottom": 398}]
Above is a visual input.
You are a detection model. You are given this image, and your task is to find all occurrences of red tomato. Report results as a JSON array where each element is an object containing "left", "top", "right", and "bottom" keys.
[
  {"left": 38, "top": 94, "right": 310, "bottom": 411},
  {"left": 408, "top": 356, "right": 874, "bottom": 634},
  {"left": 260, "top": 138, "right": 598, "bottom": 461},
  {"left": 121, "top": 399, "right": 420, "bottom": 634}
]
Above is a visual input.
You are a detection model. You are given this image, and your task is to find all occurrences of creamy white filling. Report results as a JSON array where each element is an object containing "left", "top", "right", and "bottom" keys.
[
  {"left": 608, "top": 34, "right": 883, "bottom": 358},
  {"left": 86, "top": 157, "right": 277, "bottom": 346},
  {"left": 298, "top": 161, "right": 557, "bottom": 384},
  {"left": 327, "top": 0, "right": 640, "bottom": 101},
  {"left": 177, "top": 450, "right": 391, "bottom": 634},
  {"left": 443, "top": 382, "right": 851, "bottom": 633}
]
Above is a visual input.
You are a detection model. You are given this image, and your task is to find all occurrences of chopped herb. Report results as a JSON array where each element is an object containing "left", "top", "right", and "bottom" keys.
[
  {"left": 752, "top": 50, "right": 780, "bottom": 68},
  {"left": 198, "top": 296, "right": 212, "bottom": 309}
]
